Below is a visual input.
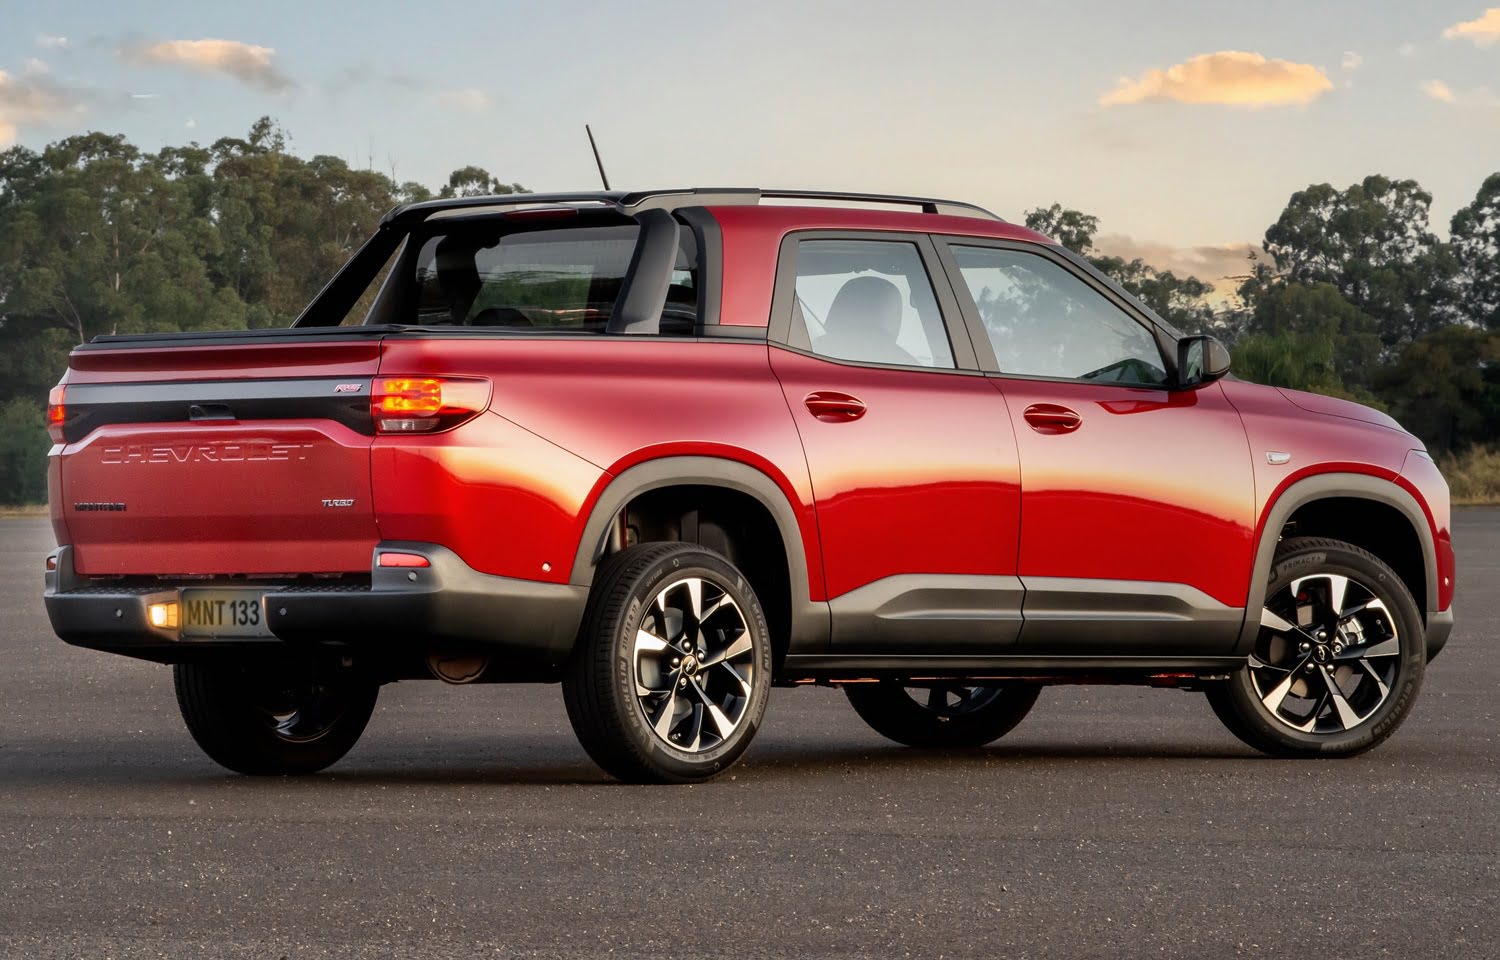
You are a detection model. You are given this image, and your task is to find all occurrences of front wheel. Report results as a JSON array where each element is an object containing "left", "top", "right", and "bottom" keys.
[
  {"left": 845, "top": 680, "right": 1041, "bottom": 748},
  {"left": 1206, "top": 537, "right": 1425, "bottom": 757},
  {"left": 174, "top": 661, "right": 379, "bottom": 775},
  {"left": 564, "top": 543, "right": 773, "bottom": 784}
]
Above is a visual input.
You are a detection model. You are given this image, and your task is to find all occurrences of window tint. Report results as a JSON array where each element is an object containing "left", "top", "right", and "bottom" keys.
[
  {"left": 399, "top": 224, "right": 698, "bottom": 332},
  {"left": 951, "top": 246, "right": 1167, "bottom": 386},
  {"left": 792, "top": 240, "right": 954, "bottom": 369}
]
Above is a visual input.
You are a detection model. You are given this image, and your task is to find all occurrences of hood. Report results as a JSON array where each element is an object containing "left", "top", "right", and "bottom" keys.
[{"left": 1275, "top": 387, "right": 1405, "bottom": 432}]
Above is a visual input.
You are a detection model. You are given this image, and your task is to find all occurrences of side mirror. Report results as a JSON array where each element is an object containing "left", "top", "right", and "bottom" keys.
[{"left": 1176, "top": 335, "right": 1231, "bottom": 388}]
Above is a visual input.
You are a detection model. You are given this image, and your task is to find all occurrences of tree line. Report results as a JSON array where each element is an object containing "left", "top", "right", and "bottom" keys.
[{"left": 0, "top": 118, "right": 1497, "bottom": 502}]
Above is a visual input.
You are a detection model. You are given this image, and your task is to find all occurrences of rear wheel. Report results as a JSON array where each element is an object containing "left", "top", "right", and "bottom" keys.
[
  {"left": 845, "top": 680, "right": 1040, "bottom": 748},
  {"left": 1206, "top": 537, "right": 1424, "bottom": 757},
  {"left": 564, "top": 543, "right": 772, "bottom": 784},
  {"left": 173, "top": 661, "right": 378, "bottom": 775}
]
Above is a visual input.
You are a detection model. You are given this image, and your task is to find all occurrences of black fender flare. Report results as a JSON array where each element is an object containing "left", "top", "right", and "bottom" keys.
[
  {"left": 568, "top": 456, "right": 830, "bottom": 654},
  {"left": 1237, "top": 472, "right": 1441, "bottom": 656}
]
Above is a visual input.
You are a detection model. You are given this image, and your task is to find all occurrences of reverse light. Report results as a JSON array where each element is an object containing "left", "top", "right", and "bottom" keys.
[
  {"left": 372, "top": 377, "right": 490, "bottom": 434},
  {"left": 148, "top": 602, "right": 179, "bottom": 629},
  {"left": 46, "top": 385, "right": 66, "bottom": 443},
  {"left": 377, "top": 552, "right": 431, "bottom": 568}
]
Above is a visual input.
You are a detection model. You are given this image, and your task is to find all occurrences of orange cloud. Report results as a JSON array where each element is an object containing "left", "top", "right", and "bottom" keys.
[
  {"left": 1101, "top": 51, "right": 1333, "bottom": 108},
  {"left": 0, "top": 69, "right": 86, "bottom": 145},
  {"left": 1444, "top": 7, "right": 1500, "bottom": 46},
  {"left": 120, "top": 39, "right": 292, "bottom": 92},
  {"left": 1421, "top": 79, "right": 1457, "bottom": 103}
]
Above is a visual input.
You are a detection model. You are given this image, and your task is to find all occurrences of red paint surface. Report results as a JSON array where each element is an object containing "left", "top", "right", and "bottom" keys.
[
  {"left": 1000, "top": 379, "right": 1256, "bottom": 606},
  {"left": 770, "top": 347, "right": 1020, "bottom": 599}
]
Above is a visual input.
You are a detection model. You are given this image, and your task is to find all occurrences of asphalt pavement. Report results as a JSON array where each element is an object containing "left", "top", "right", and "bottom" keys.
[{"left": 1, "top": 513, "right": 1495, "bottom": 958}]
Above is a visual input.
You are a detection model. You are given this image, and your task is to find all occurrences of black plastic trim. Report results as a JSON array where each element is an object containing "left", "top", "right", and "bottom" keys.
[
  {"left": 44, "top": 543, "right": 588, "bottom": 670},
  {"left": 568, "top": 456, "right": 830, "bottom": 655},
  {"left": 1016, "top": 577, "right": 1243, "bottom": 654},
  {"left": 782, "top": 654, "right": 1244, "bottom": 678},
  {"left": 379, "top": 187, "right": 1004, "bottom": 230},
  {"left": 676, "top": 207, "right": 724, "bottom": 329},
  {"left": 608, "top": 208, "right": 680, "bottom": 335},
  {"left": 1239, "top": 473, "right": 1443, "bottom": 656},
  {"left": 827, "top": 574, "right": 1024, "bottom": 652},
  {"left": 59, "top": 378, "right": 375, "bottom": 442}
]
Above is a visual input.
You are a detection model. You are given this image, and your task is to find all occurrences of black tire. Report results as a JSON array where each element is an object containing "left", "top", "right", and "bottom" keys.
[
  {"left": 1206, "top": 536, "right": 1425, "bottom": 758},
  {"left": 564, "top": 542, "right": 773, "bottom": 784},
  {"left": 845, "top": 681, "right": 1041, "bottom": 748},
  {"left": 173, "top": 661, "right": 379, "bottom": 775}
]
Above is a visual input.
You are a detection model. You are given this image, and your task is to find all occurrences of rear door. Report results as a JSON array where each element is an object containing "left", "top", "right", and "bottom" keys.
[
  {"left": 935, "top": 239, "right": 1256, "bottom": 654},
  {"left": 55, "top": 334, "right": 384, "bottom": 576},
  {"left": 767, "top": 232, "right": 1024, "bottom": 654}
]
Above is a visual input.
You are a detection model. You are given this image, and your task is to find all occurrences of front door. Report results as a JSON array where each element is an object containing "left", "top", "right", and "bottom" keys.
[
  {"left": 937, "top": 239, "right": 1256, "bottom": 654},
  {"left": 768, "top": 233, "right": 1023, "bottom": 654}
]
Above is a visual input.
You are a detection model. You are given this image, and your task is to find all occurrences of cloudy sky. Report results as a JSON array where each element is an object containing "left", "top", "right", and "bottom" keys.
[{"left": 1, "top": 0, "right": 1497, "bottom": 287}]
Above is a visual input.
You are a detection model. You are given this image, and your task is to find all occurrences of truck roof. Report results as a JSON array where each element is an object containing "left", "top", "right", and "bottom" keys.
[{"left": 381, "top": 187, "right": 1050, "bottom": 245}]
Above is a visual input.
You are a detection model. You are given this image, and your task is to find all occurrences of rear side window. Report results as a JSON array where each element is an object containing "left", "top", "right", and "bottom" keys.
[
  {"left": 790, "top": 239, "right": 955, "bottom": 369},
  {"left": 949, "top": 245, "right": 1167, "bottom": 386},
  {"left": 398, "top": 224, "right": 698, "bottom": 332}
]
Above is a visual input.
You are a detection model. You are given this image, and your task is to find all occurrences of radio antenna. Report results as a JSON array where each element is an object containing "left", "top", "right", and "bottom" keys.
[{"left": 585, "top": 124, "right": 611, "bottom": 191}]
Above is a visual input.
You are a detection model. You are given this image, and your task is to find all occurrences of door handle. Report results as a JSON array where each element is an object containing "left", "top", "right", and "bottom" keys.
[
  {"left": 1023, "top": 403, "right": 1081, "bottom": 434},
  {"left": 804, "top": 391, "right": 867, "bottom": 423}
]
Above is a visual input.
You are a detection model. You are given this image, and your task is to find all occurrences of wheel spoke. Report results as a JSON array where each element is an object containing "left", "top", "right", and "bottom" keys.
[
  {"left": 652, "top": 692, "right": 679, "bottom": 738},
  {"left": 703, "top": 630, "right": 751, "bottom": 667},
  {"left": 690, "top": 678, "right": 736, "bottom": 739},
  {"left": 1323, "top": 575, "right": 1350, "bottom": 620},
  {"left": 1338, "top": 597, "right": 1386, "bottom": 622},
  {"left": 635, "top": 629, "right": 668, "bottom": 655},
  {"left": 1319, "top": 666, "right": 1363, "bottom": 730},
  {"left": 1261, "top": 607, "right": 1298, "bottom": 633},
  {"left": 1357, "top": 637, "right": 1401, "bottom": 659},
  {"left": 1260, "top": 656, "right": 1311, "bottom": 713},
  {"left": 1357, "top": 659, "right": 1391, "bottom": 699},
  {"left": 685, "top": 578, "right": 703, "bottom": 621},
  {"left": 718, "top": 661, "right": 752, "bottom": 697}
]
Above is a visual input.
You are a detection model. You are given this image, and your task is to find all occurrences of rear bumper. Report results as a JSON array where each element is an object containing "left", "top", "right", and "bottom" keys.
[
  {"left": 1425, "top": 607, "right": 1454, "bottom": 662},
  {"left": 44, "top": 542, "right": 588, "bottom": 669}
]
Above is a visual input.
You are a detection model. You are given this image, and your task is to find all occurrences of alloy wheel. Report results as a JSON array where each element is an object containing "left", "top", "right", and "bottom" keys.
[
  {"left": 900, "top": 683, "right": 1005, "bottom": 718},
  {"left": 1250, "top": 572, "right": 1402, "bottom": 734},
  {"left": 632, "top": 576, "right": 756, "bottom": 752}
]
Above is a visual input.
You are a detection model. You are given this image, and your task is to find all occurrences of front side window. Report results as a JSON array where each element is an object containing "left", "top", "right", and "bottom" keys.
[
  {"left": 950, "top": 245, "right": 1167, "bottom": 386},
  {"left": 791, "top": 239, "right": 955, "bottom": 369},
  {"left": 395, "top": 224, "right": 698, "bottom": 332}
]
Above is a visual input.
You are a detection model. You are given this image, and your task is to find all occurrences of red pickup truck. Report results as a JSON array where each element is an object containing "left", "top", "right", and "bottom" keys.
[{"left": 43, "top": 188, "right": 1455, "bottom": 783}]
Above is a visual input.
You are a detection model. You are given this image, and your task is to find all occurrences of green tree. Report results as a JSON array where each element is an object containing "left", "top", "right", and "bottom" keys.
[
  {"left": 1375, "top": 325, "right": 1500, "bottom": 453},
  {"left": 0, "top": 398, "right": 49, "bottom": 505},
  {"left": 1024, "top": 204, "right": 1100, "bottom": 255},
  {"left": 1451, "top": 172, "right": 1500, "bottom": 329},
  {"left": 439, "top": 166, "right": 525, "bottom": 199},
  {"left": 1242, "top": 281, "right": 1382, "bottom": 389},
  {"left": 1262, "top": 175, "right": 1457, "bottom": 345}
]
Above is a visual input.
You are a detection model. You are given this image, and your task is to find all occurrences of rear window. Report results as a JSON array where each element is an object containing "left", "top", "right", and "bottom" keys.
[{"left": 394, "top": 224, "right": 699, "bottom": 332}]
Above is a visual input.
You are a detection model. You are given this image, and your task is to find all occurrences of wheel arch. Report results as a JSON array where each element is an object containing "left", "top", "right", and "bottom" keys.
[
  {"left": 1238, "top": 472, "right": 1438, "bottom": 655},
  {"left": 569, "top": 456, "right": 830, "bottom": 659}
]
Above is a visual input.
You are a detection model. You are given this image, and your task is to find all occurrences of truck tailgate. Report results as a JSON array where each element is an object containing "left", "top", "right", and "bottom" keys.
[{"left": 54, "top": 337, "right": 383, "bottom": 576}]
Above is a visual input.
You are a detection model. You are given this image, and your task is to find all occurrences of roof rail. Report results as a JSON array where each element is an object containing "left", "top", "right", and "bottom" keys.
[{"left": 383, "top": 187, "right": 1004, "bottom": 226}]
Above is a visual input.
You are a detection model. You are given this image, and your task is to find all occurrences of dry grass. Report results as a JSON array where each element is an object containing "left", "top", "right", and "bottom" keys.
[
  {"left": 1439, "top": 446, "right": 1500, "bottom": 506},
  {"left": 0, "top": 504, "right": 48, "bottom": 518}
]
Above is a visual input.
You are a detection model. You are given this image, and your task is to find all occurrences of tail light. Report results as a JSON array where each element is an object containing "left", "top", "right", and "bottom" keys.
[
  {"left": 46, "top": 385, "right": 66, "bottom": 443},
  {"left": 372, "top": 377, "right": 490, "bottom": 434}
]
